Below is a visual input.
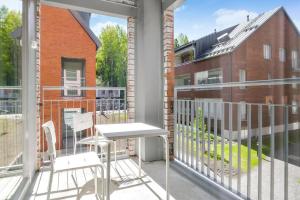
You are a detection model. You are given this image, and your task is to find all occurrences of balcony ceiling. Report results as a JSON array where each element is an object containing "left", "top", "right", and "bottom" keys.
[{"left": 41, "top": 0, "right": 184, "bottom": 17}]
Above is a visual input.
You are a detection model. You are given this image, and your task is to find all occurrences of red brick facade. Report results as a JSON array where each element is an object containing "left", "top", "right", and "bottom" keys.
[
  {"left": 40, "top": 5, "right": 97, "bottom": 151},
  {"left": 175, "top": 9, "right": 300, "bottom": 130}
]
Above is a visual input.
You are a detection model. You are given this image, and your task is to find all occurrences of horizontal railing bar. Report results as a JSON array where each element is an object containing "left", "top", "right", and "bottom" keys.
[
  {"left": 0, "top": 86, "right": 22, "bottom": 90},
  {"left": 174, "top": 99, "right": 299, "bottom": 108},
  {"left": 175, "top": 77, "right": 300, "bottom": 91},
  {"left": 42, "top": 99, "right": 126, "bottom": 102},
  {"left": 0, "top": 164, "right": 23, "bottom": 170},
  {"left": 42, "top": 86, "right": 126, "bottom": 91}
]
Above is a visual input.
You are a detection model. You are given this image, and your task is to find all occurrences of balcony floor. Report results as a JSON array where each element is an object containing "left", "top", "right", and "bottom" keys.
[{"left": 26, "top": 157, "right": 218, "bottom": 200}]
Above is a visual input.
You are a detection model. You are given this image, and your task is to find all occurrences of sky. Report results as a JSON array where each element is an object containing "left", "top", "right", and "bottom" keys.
[
  {"left": 175, "top": 0, "right": 300, "bottom": 40},
  {"left": 1, "top": 0, "right": 300, "bottom": 41}
]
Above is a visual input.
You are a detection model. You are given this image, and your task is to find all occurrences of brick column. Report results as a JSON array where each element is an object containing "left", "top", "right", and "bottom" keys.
[
  {"left": 163, "top": 9, "right": 175, "bottom": 159},
  {"left": 127, "top": 17, "right": 136, "bottom": 156}
]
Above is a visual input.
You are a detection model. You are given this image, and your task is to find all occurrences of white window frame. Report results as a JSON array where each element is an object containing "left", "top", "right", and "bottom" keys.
[
  {"left": 292, "top": 100, "right": 298, "bottom": 114},
  {"left": 292, "top": 50, "right": 299, "bottom": 69},
  {"left": 239, "top": 69, "right": 246, "bottom": 89},
  {"left": 263, "top": 44, "right": 271, "bottom": 60},
  {"left": 279, "top": 48, "right": 285, "bottom": 62},
  {"left": 240, "top": 101, "right": 247, "bottom": 120}
]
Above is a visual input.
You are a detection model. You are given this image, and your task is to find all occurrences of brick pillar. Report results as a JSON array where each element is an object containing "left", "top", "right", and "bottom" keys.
[
  {"left": 163, "top": 9, "right": 175, "bottom": 159},
  {"left": 127, "top": 17, "right": 136, "bottom": 156}
]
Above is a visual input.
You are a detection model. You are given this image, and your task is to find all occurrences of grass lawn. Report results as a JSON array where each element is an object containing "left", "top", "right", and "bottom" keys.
[
  {"left": 298, "top": 179, "right": 300, "bottom": 184},
  {"left": 179, "top": 124, "right": 264, "bottom": 172},
  {"left": 96, "top": 111, "right": 127, "bottom": 123},
  {"left": 210, "top": 143, "right": 264, "bottom": 172}
]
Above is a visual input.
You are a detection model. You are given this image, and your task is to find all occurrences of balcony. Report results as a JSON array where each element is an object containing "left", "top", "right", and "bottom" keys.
[
  {"left": 1, "top": 0, "right": 300, "bottom": 200},
  {"left": 1, "top": 78, "right": 300, "bottom": 200},
  {"left": 0, "top": 87, "right": 222, "bottom": 200}
]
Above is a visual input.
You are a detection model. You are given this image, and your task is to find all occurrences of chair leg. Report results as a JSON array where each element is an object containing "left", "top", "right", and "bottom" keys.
[
  {"left": 94, "top": 165, "right": 97, "bottom": 196},
  {"left": 98, "top": 165, "right": 105, "bottom": 200},
  {"left": 47, "top": 170, "right": 54, "bottom": 200},
  {"left": 114, "top": 141, "right": 117, "bottom": 169}
]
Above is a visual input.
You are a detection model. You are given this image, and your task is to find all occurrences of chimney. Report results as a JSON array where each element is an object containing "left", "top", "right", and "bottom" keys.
[{"left": 247, "top": 15, "right": 250, "bottom": 22}]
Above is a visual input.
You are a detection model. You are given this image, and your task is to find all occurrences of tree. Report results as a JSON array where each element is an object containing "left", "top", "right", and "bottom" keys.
[
  {"left": 0, "top": 6, "right": 21, "bottom": 86},
  {"left": 96, "top": 25, "right": 127, "bottom": 87},
  {"left": 174, "top": 33, "right": 189, "bottom": 48}
]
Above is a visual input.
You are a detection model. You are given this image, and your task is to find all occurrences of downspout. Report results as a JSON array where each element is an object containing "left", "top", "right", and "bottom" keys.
[
  {"left": 230, "top": 52, "right": 233, "bottom": 102},
  {"left": 160, "top": 1, "right": 164, "bottom": 128}
]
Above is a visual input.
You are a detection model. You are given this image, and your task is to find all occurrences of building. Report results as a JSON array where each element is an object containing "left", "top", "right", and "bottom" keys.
[
  {"left": 40, "top": 5, "right": 100, "bottom": 150},
  {"left": 175, "top": 7, "right": 300, "bottom": 135}
]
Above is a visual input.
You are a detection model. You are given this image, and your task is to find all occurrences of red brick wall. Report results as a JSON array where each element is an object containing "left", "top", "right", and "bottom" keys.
[
  {"left": 40, "top": 5, "right": 97, "bottom": 151},
  {"left": 175, "top": 9, "right": 300, "bottom": 130},
  {"left": 231, "top": 9, "right": 300, "bottom": 128}
]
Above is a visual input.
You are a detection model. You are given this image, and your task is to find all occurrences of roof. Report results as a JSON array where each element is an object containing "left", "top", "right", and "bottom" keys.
[
  {"left": 176, "top": 6, "right": 299, "bottom": 62},
  {"left": 199, "top": 6, "right": 283, "bottom": 60},
  {"left": 11, "top": 10, "right": 101, "bottom": 49},
  {"left": 70, "top": 10, "right": 101, "bottom": 49}
]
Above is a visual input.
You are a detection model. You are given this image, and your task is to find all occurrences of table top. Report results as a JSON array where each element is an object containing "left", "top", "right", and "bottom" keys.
[{"left": 95, "top": 123, "right": 168, "bottom": 139}]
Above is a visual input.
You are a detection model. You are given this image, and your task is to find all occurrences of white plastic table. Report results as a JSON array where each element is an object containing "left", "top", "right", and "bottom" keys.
[{"left": 95, "top": 123, "right": 169, "bottom": 200}]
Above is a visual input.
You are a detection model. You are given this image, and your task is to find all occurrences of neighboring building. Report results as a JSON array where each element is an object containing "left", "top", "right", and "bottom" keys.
[
  {"left": 39, "top": 5, "right": 100, "bottom": 150},
  {"left": 175, "top": 7, "right": 300, "bottom": 134}
]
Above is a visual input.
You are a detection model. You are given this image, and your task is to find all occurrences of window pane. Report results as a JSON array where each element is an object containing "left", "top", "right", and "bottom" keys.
[
  {"left": 195, "top": 69, "right": 222, "bottom": 85},
  {"left": 279, "top": 48, "right": 285, "bottom": 62},
  {"left": 292, "top": 50, "right": 299, "bottom": 69}
]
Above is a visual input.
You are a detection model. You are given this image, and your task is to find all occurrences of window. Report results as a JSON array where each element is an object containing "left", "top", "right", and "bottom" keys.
[
  {"left": 239, "top": 69, "right": 246, "bottom": 89},
  {"left": 175, "top": 75, "right": 191, "bottom": 86},
  {"left": 279, "top": 48, "right": 285, "bottom": 62},
  {"left": 240, "top": 101, "right": 247, "bottom": 120},
  {"left": 175, "top": 48, "right": 195, "bottom": 66},
  {"left": 292, "top": 100, "right": 298, "bottom": 114},
  {"left": 292, "top": 50, "right": 299, "bottom": 69},
  {"left": 62, "top": 58, "right": 85, "bottom": 97},
  {"left": 194, "top": 68, "right": 223, "bottom": 85},
  {"left": 263, "top": 44, "right": 271, "bottom": 60}
]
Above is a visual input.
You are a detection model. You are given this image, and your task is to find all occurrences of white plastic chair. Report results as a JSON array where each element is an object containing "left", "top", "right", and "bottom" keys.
[
  {"left": 73, "top": 112, "right": 112, "bottom": 161},
  {"left": 42, "top": 121, "right": 105, "bottom": 200}
]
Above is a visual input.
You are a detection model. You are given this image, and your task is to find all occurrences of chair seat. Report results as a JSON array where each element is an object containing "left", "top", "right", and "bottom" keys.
[
  {"left": 54, "top": 152, "right": 102, "bottom": 172},
  {"left": 77, "top": 136, "right": 110, "bottom": 146}
]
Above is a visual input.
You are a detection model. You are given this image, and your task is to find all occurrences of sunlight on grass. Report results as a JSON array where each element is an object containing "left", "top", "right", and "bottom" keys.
[{"left": 212, "top": 144, "right": 263, "bottom": 172}]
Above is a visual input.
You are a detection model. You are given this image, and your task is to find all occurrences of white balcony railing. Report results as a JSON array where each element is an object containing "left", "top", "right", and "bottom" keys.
[
  {"left": 174, "top": 78, "right": 300, "bottom": 200},
  {"left": 0, "top": 87, "right": 23, "bottom": 177},
  {"left": 40, "top": 86, "right": 127, "bottom": 161}
]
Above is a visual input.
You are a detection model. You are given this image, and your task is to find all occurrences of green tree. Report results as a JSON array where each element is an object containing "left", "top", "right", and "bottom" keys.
[
  {"left": 174, "top": 33, "right": 189, "bottom": 48},
  {"left": 96, "top": 25, "right": 127, "bottom": 87},
  {"left": 0, "top": 6, "right": 21, "bottom": 86}
]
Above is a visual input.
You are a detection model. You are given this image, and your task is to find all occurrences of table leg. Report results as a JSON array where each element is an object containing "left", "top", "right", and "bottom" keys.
[
  {"left": 106, "top": 142, "right": 111, "bottom": 200},
  {"left": 139, "top": 137, "right": 141, "bottom": 178},
  {"left": 161, "top": 135, "right": 169, "bottom": 200},
  {"left": 114, "top": 141, "right": 117, "bottom": 169}
]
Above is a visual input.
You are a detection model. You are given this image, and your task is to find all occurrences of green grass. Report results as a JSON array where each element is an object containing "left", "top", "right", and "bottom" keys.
[
  {"left": 209, "top": 143, "right": 265, "bottom": 172},
  {"left": 180, "top": 129, "right": 264, "bottom": 172},
  {"left": 298, "top": 179, "right": 300, "bottom": 184}
]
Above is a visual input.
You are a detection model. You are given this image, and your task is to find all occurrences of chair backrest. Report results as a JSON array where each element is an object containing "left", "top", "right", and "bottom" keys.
[
  {"left": 73, "top": 112, "right": 94, "bottom": 133},
  {"left": 42, "top": 121, "right": 57, "bottom": 160}
]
